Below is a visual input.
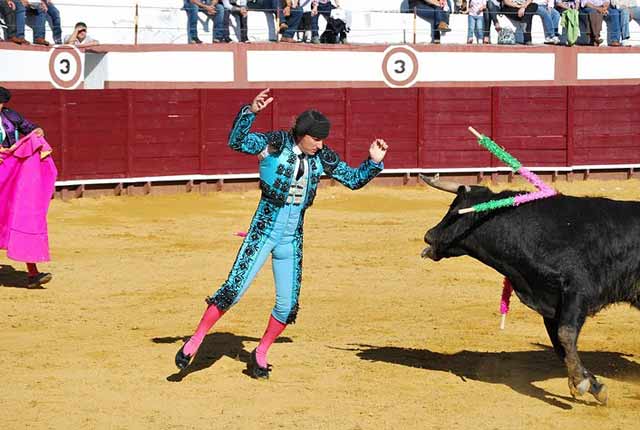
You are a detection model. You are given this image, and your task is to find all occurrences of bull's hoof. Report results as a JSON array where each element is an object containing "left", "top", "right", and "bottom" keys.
[
  {"left": 569, "top": 378, "right": 590, "bottom": 398},
  {"left": 590, "top": 382, "right": 608, "bottom": 406}
]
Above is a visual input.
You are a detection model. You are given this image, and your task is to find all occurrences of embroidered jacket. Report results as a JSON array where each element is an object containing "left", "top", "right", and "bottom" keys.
[
  {"left": 1, "top": 108, "right": 38, "bottom": 148},
  {"left": 228, "top": 105, "right": 383, "bottom": 209}
]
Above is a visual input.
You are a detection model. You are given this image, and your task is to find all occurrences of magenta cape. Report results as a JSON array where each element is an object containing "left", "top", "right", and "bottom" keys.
[{"left": 0, "top": 133, "right": 57, "bottom": 262}]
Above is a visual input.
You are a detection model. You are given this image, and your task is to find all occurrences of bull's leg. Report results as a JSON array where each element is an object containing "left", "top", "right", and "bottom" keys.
[
  {"left": 557, "top": 293, "right": 608, "bottom": 405},
  {"left": 543, "top": 317, "right": 565, "bottom": 360}
]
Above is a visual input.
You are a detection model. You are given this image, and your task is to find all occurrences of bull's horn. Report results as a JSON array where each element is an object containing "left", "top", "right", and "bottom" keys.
[{"left": 419, "top": 174, "right": 468, "bottom": 194}]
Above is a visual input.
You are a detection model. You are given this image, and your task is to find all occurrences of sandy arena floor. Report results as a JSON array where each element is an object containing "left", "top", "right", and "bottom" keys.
[{"left": 1, "top": 179, "right": 639, "bottom": 429}]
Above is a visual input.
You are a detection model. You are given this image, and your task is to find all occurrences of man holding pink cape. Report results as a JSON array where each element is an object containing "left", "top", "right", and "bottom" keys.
[{"left": 0, "top": 86, "right": 57, "bottom": 288}]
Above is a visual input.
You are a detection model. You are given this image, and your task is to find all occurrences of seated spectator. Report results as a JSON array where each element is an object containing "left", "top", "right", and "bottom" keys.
[
  {"left": 613, "top": 0, "right": 638, "bottom": 44},
  {"left": 279, "top": 0, "right": 304, "bottom": 42},
  {"left": 619, "top": 0, "right": 640, "bottom": 26},
  {"left": 311, "top": 0, "right": 339, "bottom": 44},
  {"left": 579, "top": 0, "right": 621, "bottom": 46},
  {"left": 467, "top": 0, "right": 486, "bottom": 43},
  {"left": 533, "top": 0, "right": 561, "bottom": 44},
  {"left": 208, "top": 0, "right": 228, "bottom": 42},
  {"left": 247, "top": 0, "right": 279, "bottom": 41},
  {"left": 14, "top": 0, "right": 52, "bottom": 45},
  {"left": 183, "top": 0, "right": 216, "bottom": 44},
  {"left": 501, "top": 0, "right": 538, "bottom": 45},
  {"left": 406, "top": 0, "right": 452, "bottom": 44},
  {"left": 482, "top": 0, "right": 502, "bottom": 43},
  {"left": 297, "top": 0, "right": 314, "bottom": 42},
  {"left": 38, "top": 1, "right": 61, "bottom": 45},
  {"left": 0, "top": 0, "right": 24, "bottom": 44},
  {"left": 220, "top": 0, "right": 249, "bottom": 42},
  {"left": 64, "top": 22, "right": 99, "bottom": 47},
  {"left": 555, "top": 0, "right": 579, "bottom": 45},
  {"left": 319, "top": 5, "right": 348, "bottom": 43}
]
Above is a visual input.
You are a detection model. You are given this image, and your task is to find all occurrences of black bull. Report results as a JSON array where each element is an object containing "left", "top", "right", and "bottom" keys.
[{"left": 420, "top": 174, "right": 640, "bottom": 405}]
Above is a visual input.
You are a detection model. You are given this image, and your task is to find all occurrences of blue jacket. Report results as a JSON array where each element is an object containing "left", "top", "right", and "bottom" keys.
[{"left": 228, "top": 105, "right": 384, "bottom": 209}]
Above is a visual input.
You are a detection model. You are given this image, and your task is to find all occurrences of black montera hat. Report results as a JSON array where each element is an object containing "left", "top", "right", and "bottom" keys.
[
  {"left": 0, "top": 87, "right": 11, "bottom": 104},
  {"left": 293, "top": 110, "right": 331, "bottom": 139}
]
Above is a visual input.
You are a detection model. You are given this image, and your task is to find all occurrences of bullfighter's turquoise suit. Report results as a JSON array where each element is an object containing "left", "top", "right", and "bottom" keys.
[{"left": 206, "top": 105, "right": 384, "bottom": 324}]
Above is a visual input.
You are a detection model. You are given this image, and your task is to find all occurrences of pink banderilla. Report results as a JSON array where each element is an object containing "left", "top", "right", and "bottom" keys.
[
  {"left": 234, "top": 231, "right": 247, "bottom": 238},
  {"left": 500, "top": 277, "right": 513, "bottom": 330},
  {"left": 513, "top": 167, "right": 557, "bottom": 206}
]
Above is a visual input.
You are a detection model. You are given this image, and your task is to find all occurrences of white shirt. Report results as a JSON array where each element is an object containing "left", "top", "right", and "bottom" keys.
[
  {"left": 292, "top": 145, "right": 308, "bottom": 181},
  {"left": 0, "top": 120, "right": 6, "bottom": 145}
]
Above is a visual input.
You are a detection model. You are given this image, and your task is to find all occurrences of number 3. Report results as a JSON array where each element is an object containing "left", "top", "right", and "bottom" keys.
[
  {"left": 59, "top": 59, "right": 70, "bottom": 75},
  {"left": 394, "top": 59, "right": 406, "bottom": 74}
]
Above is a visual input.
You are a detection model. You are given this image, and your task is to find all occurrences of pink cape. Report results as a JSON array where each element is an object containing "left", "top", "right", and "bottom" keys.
[{"left": 0, "top": 133, "right": 58, "bottom": 262}]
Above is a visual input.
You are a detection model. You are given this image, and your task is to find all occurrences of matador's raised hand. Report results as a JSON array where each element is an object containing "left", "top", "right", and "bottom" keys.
[
  {"left": 250, "top": 88, "right": 274, "bottom": 114},
  {"left": 369, "top": 139, "right": 388, "bottom": 163}
]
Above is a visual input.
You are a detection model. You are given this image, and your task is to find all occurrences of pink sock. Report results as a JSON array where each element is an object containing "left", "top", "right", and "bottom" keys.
[
  {"left": 255, "top": 315, "right": 287, "bottom": 368},
  {"left": 183, "top": 304, "right": 224, "bottom": 356},
  {"left": 26, "top": 263, "right": 38, "bottom": 276}
]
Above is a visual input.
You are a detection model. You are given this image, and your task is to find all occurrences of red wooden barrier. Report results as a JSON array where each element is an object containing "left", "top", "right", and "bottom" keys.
[{"left": 6, "top": 86, "right": 640, "bottom": 181}]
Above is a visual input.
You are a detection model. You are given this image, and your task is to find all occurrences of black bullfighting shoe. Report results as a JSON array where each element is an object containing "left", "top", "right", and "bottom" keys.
[
  {"left": 27, "top": 272, "right": 52, "bottom": 288},
  {"left": 248, "top": 349, "right": 272, "bottom": 380},
  {"left": 175, "top": 345, "right": 194, "bottom": 370}
]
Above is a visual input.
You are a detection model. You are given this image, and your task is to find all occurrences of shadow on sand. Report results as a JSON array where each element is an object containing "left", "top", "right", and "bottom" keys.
[
  {"left": 152, "top": 332, "right": 292, "bottom": 382},
  {"left": 342, "top": 342, "right": 640, "bottom": 409},
  {"left": 0, "top": 265, "right": 44, "bottom": 289}
]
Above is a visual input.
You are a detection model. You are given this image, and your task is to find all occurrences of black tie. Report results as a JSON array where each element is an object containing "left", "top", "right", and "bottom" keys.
[{"left": 296, "top": 154, "right": 305, "bottom": 180}]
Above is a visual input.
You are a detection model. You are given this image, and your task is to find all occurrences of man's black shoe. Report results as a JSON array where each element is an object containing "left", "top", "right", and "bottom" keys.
[
  {"left": 27, "top": 272, "right": 52, "bottom": 288},
  {"left": 248, "top": 349, "right": 271, "bottom": 379},
  {"left": 175, "top": 345, "right": 193, "bottom": 370}
]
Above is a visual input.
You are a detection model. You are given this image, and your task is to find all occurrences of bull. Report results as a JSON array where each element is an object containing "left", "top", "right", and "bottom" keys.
[{"left": 420, "top": 174, "right": 640, "bottom": 405}]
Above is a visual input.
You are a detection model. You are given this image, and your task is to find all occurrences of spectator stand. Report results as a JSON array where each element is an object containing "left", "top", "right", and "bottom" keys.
[{"left": 4, "top": 0, "right": 639, "bottom": 46}]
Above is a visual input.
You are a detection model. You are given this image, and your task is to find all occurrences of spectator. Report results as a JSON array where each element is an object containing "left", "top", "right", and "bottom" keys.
[
  {"left": 501, "top": 0, "right": 538, "bottom": 45},
  {"left": 555, "top": 0, "right": 579, "bottom": 45},
  {"left": 64, "top": 21, "right": 99, "bottom": 47},
  {"left": 220, "top": 0, "right": 249, "bottom": 42},
  {"left": 0, "top": 0, "right": 25, "bottom": 44},
  {"left": 579, "top": 0, "right": 621, "bottom": 46},
  {"left": 467, "top": 0, "right": 486, "bottom": 43},
  {"left": 39, "top": 1, "right": 62, "bottom": 45},
  {"left": 310, "top": 0, "right": 340, "bottom": 44},
  {"left": 297, "top": 0, "right": 314, "bottom": 42},
  {"left": 482, "top": 0, "right": 502, "bottom": 43},
  {"left": 407, "top": 0, "right": 452, "bottom": 45},
  {"left": 618, "top": 0, "right": 640, "bottom": 27},
  {"left": 14, "top": 0, "right": 50, "bottom": 45},
  {"left": 183, "top": 0, "right": 216, "bottom": 44},
  {"left": 246, "top": 0, "right": 280, "bottom": 41},
  {"left": 279, "top": 0, "right": 304, "bottom": 42},
  {"left": 612, "top": 0, "right": 637, "bottom": 44},
  {"left": 533, "top": 0, "right": 561, "bottom": 43}
]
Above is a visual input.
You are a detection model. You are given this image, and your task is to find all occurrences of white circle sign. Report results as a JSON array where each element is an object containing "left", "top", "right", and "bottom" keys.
[
  {"left": 48, "top": 46, "right": 84, "bottom": 90},
  {"left": 381, "top": 45, "right": 420, "bottom": 88}
]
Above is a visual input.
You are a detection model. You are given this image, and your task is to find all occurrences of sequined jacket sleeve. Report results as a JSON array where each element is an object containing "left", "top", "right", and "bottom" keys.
[
  {"left": 228, "top": 105, "right": 274, "bottom": 155},
  {"left": 317, "top": 145, "right": 384, "bottom": 190},
  {"left": 1, "top": 108, "right": 38, "bottom": 148}
]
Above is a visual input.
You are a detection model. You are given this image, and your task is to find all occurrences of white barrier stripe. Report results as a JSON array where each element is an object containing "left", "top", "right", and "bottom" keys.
[{"left": 54, "top": 164, "right": 640, "bottom": 187}]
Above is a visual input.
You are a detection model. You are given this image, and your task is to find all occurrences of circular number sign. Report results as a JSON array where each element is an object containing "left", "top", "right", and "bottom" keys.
[
  {"left": 381, "top": 45, "right": 419, "bottom": 88},
  {"left": 48, "top": 46, "right": 84, "bottom": 90}
]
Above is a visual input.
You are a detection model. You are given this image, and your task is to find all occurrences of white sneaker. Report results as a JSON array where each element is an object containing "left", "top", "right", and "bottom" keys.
[{"left": 544, "top": 36, "right": 558, "bottom": 45}]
